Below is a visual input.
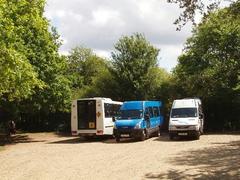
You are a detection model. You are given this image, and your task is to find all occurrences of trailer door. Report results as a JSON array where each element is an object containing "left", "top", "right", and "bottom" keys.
[{"left": 77, "top": 100, "right": 96, "bottom": 129}]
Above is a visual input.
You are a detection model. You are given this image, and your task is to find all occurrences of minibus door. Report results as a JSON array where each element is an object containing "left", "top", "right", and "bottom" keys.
[{"left": 77, "top": 100, "right": 96, "bottom": 129}]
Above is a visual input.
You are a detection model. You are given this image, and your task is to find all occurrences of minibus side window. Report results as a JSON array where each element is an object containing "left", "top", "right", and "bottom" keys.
[
  {"left": 153, "top": 107, "right": 160, "bottom": 117},
  {"left": 104, "top": 103, "right": 111, "bottom": 118},
  {"left": 148, "top": 107, "right": 153, "bottom": 118},
  {"left": 159, "top": 106, "right": 163, "bottom": 115},
  {"left": 113, "top": 104, "right": 121, "bottom": 117},
  {"left": 104, "top": 103, "right": 121, "bottom": 118}
]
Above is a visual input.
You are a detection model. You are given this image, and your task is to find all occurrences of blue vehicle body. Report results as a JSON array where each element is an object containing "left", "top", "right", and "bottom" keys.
[{"left": 113, "top": 101, "right": 163, "bottom": 141}]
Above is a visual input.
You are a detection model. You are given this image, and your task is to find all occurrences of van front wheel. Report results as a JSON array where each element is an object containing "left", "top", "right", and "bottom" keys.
[
  {"left": 140, "top": 130, "right": 147, "bottom": 141},
  {"left": 194, "top": 131, "right": 200, "bottom": 140},
  {"left": 116, "top": 136, "right": 120, "bottom": 142},
  {"left": 169, "top": 133, "right": 174, "bottom": 140}
]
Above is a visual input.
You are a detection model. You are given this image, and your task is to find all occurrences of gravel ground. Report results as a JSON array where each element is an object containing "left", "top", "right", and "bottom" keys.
[{"left": 0, "top": 133, "right": 239, "bottom": 180}]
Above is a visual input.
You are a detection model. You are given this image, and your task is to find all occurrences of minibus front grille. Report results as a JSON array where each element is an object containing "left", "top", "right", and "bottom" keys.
[{"left": 176, "top": 126, "right": 189, "bottom": 129}]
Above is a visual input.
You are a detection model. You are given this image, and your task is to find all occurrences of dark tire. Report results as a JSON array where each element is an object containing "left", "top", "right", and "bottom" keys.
[
  {"left": 84, "top": 136, "right": 95, "bottom": 141},
  {"left": 157, "top": 127, "right": 161, "bottom": 137},
  {"left": 140, "top": 129, "right": 147, "bottom": 141},
  {"left": 200, "top": 126, "right": 204, "bottom": 135},
  {"left": 194, "top": 131, "right": 200, "bottom": 140},
  {"left": 116, "top": 136, "right": 120, "bottom": 143},
  {"left": 169, "top": 133, "right": 174, "bottom": 140},
  {"left": 154, "top": 127, "right": 161, "bottom": 137}
]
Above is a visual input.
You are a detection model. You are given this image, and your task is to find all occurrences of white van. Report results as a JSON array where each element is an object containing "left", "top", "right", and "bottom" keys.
[
  {"left": 168, "top": 98, "right": 204, "bottom": 140},
  {"left": 71, "top": 97, "right": 122, "bottom": 137}
]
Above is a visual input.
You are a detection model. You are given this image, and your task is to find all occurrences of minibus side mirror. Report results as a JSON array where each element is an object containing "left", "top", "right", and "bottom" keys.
[
  {"left": 112, "top": 117, "right": 116, "bottom": 122},
  {"left": 144, "top": 114, "right": 150, "bottom": 120}
]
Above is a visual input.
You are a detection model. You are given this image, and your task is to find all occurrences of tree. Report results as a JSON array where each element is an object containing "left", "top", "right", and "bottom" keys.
[
  {"left": 167, "top": 0, "right": 238, "bottom": 30},
  {"left": 0, "top": 0, "right": 43, "bottom": 100},
  {"left": 174, "top": 1, "right": 240, "bottom": 130},
  {"left": 111, "top": 33, "right": 161, "bottom": 100},
  {"left": 67, "top": 46, "right": 110, "bottom": 99},
  {"left": 0, "top": 0, "right": 72, "bottom": 131}
]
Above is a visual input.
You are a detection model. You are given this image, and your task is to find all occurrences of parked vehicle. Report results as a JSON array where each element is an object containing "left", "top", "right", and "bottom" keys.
[
  {"left": 168, "top": 98, "right": 204, "bottom": 140},
  {"left": 71, "top": 98, "right": 122, "bottom": 137},
  {"left": 113, "top": 101, "right": 164, "bottom": 142}
]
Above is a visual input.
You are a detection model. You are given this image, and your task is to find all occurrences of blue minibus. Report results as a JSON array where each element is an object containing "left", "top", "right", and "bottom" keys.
[{"left": 113, "top": 101, "right": 163, "bottom": 142}]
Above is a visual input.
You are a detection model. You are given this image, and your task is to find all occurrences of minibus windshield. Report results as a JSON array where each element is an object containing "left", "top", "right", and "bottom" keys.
[
  {"left": 118, "top": 110, "right": 143, "bottom": 119},
  {"left": 171, "top": 108, "right": 197, "bottom": 118}
]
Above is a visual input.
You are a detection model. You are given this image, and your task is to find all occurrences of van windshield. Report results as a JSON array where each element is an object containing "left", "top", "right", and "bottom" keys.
[
  {"left": 171, "top": 108, "right": 197, "bottom": 118},
  {"left": 118, "top": 110, "right": 143, "bottom": 119}
]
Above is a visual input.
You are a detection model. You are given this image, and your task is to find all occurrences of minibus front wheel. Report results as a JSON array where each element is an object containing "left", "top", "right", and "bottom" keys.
[
  {"left": 115, "top": 136, "right": 120, "bottom": 142},
  {"left": 140, "top": 129, "right": 147, "bottom": 141},
  {"left": 169, "top": 133, "right": 174, "bottom": 140}
]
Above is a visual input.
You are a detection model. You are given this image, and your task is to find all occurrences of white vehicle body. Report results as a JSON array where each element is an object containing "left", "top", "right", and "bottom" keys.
[
  {"left": 169, "top": 98, "right": 204, "bottom": 139},
  {"left": 71, "top": 97, "right": 122, "bottom": 136}
]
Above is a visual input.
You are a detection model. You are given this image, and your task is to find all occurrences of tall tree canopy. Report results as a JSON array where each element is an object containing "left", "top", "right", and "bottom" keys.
[
  {"left": 0, "top": 0, "right": 44, "bottom": 100},
  {"left": 174, "top": 1, "right": 240, "bottom": 130},
  {"left": 67, "top": 46, "right": 110, "bottom": 99},
  {"left": 111, "top": 33, "right": 167, "bottom": 100},
  {"left": 0, "top": 0, "right": 71, "bottom": 131},
  {"left": 167, "top": 0, "right": 238, "bottom": 30}
]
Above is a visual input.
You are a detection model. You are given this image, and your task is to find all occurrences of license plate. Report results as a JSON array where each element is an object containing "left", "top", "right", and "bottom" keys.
[
  {"left": 121, "top": 134, "right": 129, "bottom": 137},
  {"left": 178, "top": 132, "right": 188, "bottom": 136}
]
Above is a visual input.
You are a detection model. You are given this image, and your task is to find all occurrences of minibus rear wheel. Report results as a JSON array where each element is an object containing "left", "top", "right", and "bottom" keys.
[{"left": 157, "top": 126, "right": 161, "bottom": 137}]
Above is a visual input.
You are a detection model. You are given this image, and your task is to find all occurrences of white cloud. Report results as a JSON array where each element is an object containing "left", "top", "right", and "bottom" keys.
[
  {"left": 45, "top": 0, "right": 193, "bottom": 71},
  {"left": 157, "top": 44, "right": 184, "bottom": 72}
]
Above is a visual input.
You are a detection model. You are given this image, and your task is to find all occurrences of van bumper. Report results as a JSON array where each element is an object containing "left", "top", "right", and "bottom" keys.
[
  {"left": 169, "top": 130, "right": 199, "bottom": 137},
  {"left": 113, "top": 129, "right": 143, "bottom": 138}
]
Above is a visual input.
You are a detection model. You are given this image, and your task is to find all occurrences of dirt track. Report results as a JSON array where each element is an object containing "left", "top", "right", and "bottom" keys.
[{"left": 0, "top": 133, "right": 240, "bottom": 180}]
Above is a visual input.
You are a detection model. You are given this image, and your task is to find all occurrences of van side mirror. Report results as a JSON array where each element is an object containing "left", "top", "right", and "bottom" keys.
[
  {"left": 112, "top": 117, "right": 116, "bottom": 122},
  {"left": 144, "top": 114, "right": 150, "bottom": 120}
]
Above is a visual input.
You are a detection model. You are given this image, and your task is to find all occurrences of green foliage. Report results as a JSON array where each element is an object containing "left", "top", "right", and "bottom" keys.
[
  {"left": 174, "top": 1, "right": 240, "bottom": 130},
  {"left": 67, "top": 46, "right": 110, "bottom": 99},
  {"left": 0, "top": 0, "right": 71, "bottom": 131},
  {"left": 111, "top": 33, "right": 161, "bottom": 100},
  {"left": 0, "top": 0, "right": 44, "bottom": 100},
  {"left": 167, "top": 0, "right": 238, "bottom": 30}
]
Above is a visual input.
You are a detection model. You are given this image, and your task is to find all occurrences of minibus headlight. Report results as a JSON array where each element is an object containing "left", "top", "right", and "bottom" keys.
[
  {"left": 134, "top": 122, "right": 141, "bottom": 129},
  {"left": 190, "top": 125, "right": 199, "bottom": 130}
]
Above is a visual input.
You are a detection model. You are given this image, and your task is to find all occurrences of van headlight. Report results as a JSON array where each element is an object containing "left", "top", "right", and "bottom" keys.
[
  {"left": 113, "top": 124, "right": 117, "bottom": 129},
  {"left": 169, "top": 125, "right": 175, "bottom": 130},
  {"left": 134, "top": 122, "right": 141, "bottom": 129},
  {"left": 190, "top": 125, "right": 199, "bottom": 130}
]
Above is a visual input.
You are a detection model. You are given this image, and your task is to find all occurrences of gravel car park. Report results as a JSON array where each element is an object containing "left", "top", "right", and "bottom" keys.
[{"left": 0, "top": 133, "right": 239, "bottom": 180}]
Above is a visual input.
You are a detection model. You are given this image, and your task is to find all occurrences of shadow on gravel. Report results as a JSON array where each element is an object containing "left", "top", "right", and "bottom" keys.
[
  {"left": 103, "top": 138, "right": 142, "bottom": 144},
  {"left": 145, "top": 140, "right": 240, "bottom": 179},
  {"left": 153, "top": 133, "right": 197, "bottom": 142},
  {"left": 0, "top": 134, "right": 45, "bottom": 146},
  {"left": 49, "top": 136, "right": 113, "bottom": 144},
  {"left": 49, "top": 137, "right": 82, "bottom": 144},
  {"left": 49, "top": 136, "right": 143, "bottom": 144}
]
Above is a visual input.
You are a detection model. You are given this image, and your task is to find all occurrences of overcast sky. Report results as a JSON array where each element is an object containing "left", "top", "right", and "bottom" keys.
[{"left": 45, "top": 0, "right": 194, "bottom": 72}]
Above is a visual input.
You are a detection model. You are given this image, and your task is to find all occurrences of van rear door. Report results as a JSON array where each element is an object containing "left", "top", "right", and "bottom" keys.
[{"left": 77, "top": 100, "right": 96, "bottom": 130}]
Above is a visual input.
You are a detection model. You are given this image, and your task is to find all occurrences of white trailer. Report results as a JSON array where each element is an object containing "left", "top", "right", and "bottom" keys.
[
  {"left": 168, "top": 98, "right": 204, "bottom": 140},
  {"left": 71, "top": 97, "right": 122, "bottom": 137}
]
